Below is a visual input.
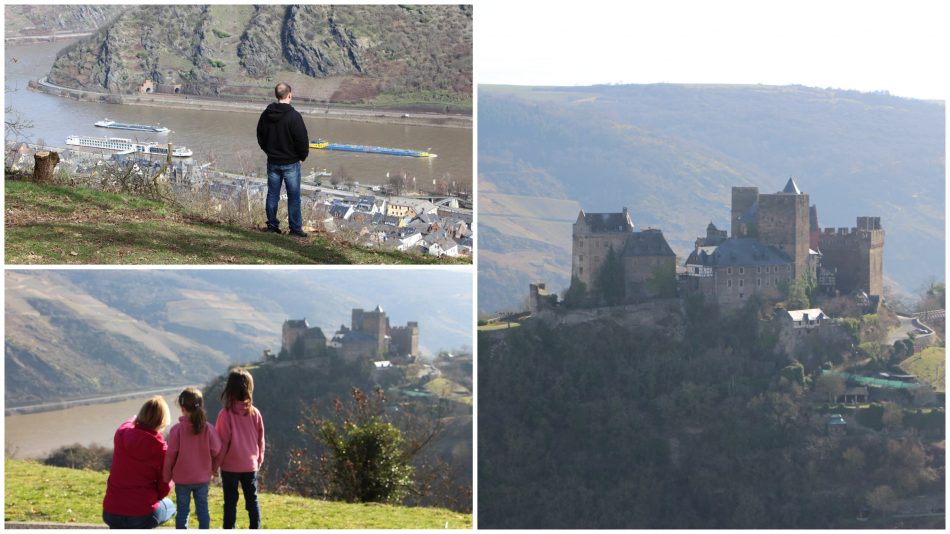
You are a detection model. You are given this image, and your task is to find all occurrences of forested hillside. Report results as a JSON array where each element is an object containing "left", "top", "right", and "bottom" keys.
[
  {"left": 478, "top": 84, "right": 945, "bottom": 313},
  {"left": 478, "top": 300, "right": 944, "bottom": 528}
]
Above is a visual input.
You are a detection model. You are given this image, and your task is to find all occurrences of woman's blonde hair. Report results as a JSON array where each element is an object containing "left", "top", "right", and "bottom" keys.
[{"left": 135, "top": 396, "right": 170, "bottom": 431}]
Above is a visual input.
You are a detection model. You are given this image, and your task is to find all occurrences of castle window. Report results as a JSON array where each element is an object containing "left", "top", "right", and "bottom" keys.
[
  {"left": 765, "top": 279, "right": 770, "bottom": 287},
  {"left": 775, "top": 277, "right": 779, "bottom": 286},
  {"left": 727, "top": 279, "right": 732, "bottom": 288},
  {"left": 757, "top": 266, "right": 761, "bottom": 274},
  {"left": 727, "top": 267, "right": 733, "bottom": 275},
  {"left": 740, "top": 293, "right": 744, "bottom": 299},
  {"left": 757, "top": 278, "right": 761, "bottom": 287},
  {"left": 739, "top": 279, "right": 744, "bottom": 287},
  {"left": 579, "top": 267, "right": 583, "bottom": 274},
  {"left": 739, "top": 267, "right": 745, "bottom": 275}
]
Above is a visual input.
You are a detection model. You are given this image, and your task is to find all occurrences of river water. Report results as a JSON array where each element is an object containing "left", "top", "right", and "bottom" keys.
[
  {"left": 5, "top": 394, "right": 180, "bottom": 459},
  {"left": 5, "top": 39, "right": 472, "bottom": 188}
]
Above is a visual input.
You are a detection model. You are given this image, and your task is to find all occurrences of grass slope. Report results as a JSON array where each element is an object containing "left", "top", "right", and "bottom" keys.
[
  {"left": 4, "top": 181, "right": 465, "bottom": 265},
  {"left": 900, "top": 346, "right": 946, "bottom": 393},
  {"left": 5, "top": 459, "right": 471, "bottom": 529}
]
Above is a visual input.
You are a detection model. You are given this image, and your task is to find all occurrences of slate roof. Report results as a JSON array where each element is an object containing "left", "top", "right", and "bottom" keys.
[
  {"left": 781, "top": 177, "right": 802, "bottom": 194},
  {"left": 622, "top": 229, "right": 675, "bottom": 257},
  {"left": 343, "top": 331, "right": 377, "bottom": 343},
  {"left": 685, "top": 238, "right": 792, "bottom": 267},
  {"left": 285, "top": 319, "right": 308, "bottom": 328},
  {"left": 328, "top": 204, "right": 349, "bottom": 219},
  {"left": 582, "top": 210, "right": 634, "bottom": 233},
  {"left": 303, "top": 327, "right": 326, "bottom": 340}
]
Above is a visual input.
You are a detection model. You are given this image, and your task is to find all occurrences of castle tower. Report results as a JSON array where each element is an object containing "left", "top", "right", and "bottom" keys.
[
  {"left": 571, "top": 208, "right": 635, "bottom": 291},
  {"left": 856, "top": 217, "right": 885, "bottom": 297},
  {"left": 757, "top": 178, "right": 811, "bottom": 280},
  {"left": 282, "top": 319, "right": 309, "bottom": 353},
  {"left": 352, "top": 306, "right": 389, "bottom": 355},
  {"left": 731, "top": 186, "right": 759, "bottom": 238},
  {"left": 820, "top": 217, "right": 884, "bottom": 297},
  {"left": 390, "top": 321, "right": 420, "bottom": 357}
]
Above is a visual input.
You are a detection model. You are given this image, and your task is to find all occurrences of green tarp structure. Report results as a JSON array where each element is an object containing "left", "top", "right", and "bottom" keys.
[{"left": 822, "top": 370, "right": 922, "bottom": 390}]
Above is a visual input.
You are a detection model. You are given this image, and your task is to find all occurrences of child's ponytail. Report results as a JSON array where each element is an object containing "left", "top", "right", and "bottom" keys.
[{"left": 178, "top": 387, "right": 207, "bottom": 435}]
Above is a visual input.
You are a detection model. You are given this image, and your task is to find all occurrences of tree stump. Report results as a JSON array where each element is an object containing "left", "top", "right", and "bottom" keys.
[{"left": 33, "top": 151, "right": 60, "bottom": 183}]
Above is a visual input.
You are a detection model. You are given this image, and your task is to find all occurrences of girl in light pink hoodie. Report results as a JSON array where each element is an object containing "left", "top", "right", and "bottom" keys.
[
  {"left": 163, "top": 388, "right": 221, "bottom": 529},
  {"left": 215, "top": 368, "right": 265, "bottom": 529}
]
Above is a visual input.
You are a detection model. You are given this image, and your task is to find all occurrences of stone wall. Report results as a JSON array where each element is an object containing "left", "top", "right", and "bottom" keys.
[{"left": 572, "top": 231, "right": 630, "bottom": 290}]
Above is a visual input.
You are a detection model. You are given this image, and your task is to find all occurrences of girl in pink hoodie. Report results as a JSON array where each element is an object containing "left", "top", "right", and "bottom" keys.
[
  {"left": 215, "top": 368, "right": 265, "bottom": 529},
  {"left": 163, "top": 388, "right": 221, "bottom": 529}
]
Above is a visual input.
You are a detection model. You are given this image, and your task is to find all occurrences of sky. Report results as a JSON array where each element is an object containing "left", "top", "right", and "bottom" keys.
[{"left": 476, "top": 0, "right": 949, "bottom": 101}]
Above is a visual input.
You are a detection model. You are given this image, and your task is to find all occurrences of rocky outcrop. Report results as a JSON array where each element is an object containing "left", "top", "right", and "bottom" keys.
[
  {"left": 46, "top": 4, "right": 472, "bottom": 104},
  {"left": 280, "top": 6, "right": 364, "bottom": 77},
  {"left": 4, "top": 5, "right": 124, "bottom": 37}
]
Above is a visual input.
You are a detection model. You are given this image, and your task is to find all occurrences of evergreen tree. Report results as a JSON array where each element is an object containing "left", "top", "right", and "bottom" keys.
[{"left": 595, "top": 246, "right": 624, "bottom": 306}]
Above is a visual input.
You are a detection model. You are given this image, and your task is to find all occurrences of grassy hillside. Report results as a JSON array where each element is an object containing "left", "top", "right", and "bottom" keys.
[
  {"left": 5, "top": 271, "right": 235, "bottom": 407},
  {"left": 5, "top": 459, "right": 471, "bottom": 528},
  {"left": 5, "top": 181, "right": 464, "bottom": 265},
  {"left": 478, "top": 83, "right": 945, "bottom": 313},
  {"left": 901, "top": 346, "right": 946, "bottom": 393}
]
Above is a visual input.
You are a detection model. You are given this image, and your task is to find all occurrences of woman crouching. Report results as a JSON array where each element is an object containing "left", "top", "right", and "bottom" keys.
[{"left": 102, "top": 396, "right": 176, "bottom": 529}]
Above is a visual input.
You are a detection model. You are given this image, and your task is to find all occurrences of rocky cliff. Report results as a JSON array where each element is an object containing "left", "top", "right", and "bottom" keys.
[
  {"left": 4, "top": 5, "right": 124, "bottom": 37},
  {"left": 46, "top": 5, "right": 472, "bottom": 106}
]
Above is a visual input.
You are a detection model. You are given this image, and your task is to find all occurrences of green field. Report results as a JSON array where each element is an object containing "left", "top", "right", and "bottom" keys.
[
  {"left": 4, "top": 459, "right": 471, "bottom": 529},
  {"left": 5, "top": 181, "right": 466, "bottom": 265},
  {"left": 901, "top": 346, "right": 946, "bottom": 393}
]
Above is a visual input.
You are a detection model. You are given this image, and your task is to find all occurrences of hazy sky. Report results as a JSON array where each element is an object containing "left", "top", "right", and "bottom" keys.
[{"left": 477, "top": 0, "right": 948, "bottom": 100}]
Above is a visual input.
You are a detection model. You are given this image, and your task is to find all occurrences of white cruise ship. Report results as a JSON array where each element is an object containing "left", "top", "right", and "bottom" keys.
[{"left": 65, "top": 135, "right": 193, "bottom": 157}]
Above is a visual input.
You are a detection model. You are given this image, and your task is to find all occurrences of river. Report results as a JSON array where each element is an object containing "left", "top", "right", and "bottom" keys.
[
  {"left": 5, "top": 39, "right": 472, "bottom": 188},
  {"left": 5, "top": 393, "right": 182, "bottom": 459}
]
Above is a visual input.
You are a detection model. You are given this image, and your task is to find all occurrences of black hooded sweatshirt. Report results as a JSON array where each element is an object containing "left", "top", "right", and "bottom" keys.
[{"left": 256, "top": 102, "right": 310, "bottom": 165}]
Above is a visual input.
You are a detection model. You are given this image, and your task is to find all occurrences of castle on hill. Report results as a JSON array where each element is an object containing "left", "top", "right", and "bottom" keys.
[
  {"left": 280, "top": 305, "right": 419, "bottom": 363},
  {"left": 559, "top": 178, "right": 884, "bottom": 309}
]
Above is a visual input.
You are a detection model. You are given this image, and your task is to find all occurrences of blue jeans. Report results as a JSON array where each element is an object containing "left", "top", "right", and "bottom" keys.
[
  {"left": 221, "top": 471, "right": 260, "bottom": 529},
  {"left": 266, "top": 162, "right": 302, "bottom": 232},
  {"left": 102, "top": 497, "right": 175, "bottom": 529},
  {"left": 175, "top": 483, "right": 210, "bottom": 529}
]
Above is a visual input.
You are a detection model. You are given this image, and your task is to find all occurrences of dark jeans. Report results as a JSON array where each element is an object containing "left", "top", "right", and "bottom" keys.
[
  {"left": 102, "top": 497, "right": 175, "bottom": 529},
  {"left": 175, "top": 483, "right": 210, "bottom": 529},
  {"left": 266, "top": 161, "right": 302, "bottom": 232},
  {"left": 221, "top": 471, "right": 260, "bottom": 529}
]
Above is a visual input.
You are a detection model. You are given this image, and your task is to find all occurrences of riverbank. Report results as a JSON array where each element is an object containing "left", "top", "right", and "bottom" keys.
[
  {"left": 29, "top": 78, "right": 472, "bottom": 129},
  {"left": 5, "top": 32, "right": 94, "bottom": 44},
  {"left": 5, "top": 386, "right": 191, "bottom": 416}
]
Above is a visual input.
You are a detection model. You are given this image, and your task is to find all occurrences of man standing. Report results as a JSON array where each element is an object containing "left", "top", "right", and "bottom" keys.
[{"left": 257, "top": 82, "right": 309, "bottom": 237}]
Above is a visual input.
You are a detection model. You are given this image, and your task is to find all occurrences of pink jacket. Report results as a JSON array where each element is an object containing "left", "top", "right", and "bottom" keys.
[
  {"left": 215, "top": 402, "right": 265, "bottom": 473},
  {"left": 162, "top": 417, "right": 222, "bottom": 485}
]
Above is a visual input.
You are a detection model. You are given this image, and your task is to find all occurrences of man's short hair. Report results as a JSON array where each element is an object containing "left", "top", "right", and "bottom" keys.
[{"left": 275, "top": 82, "right": 292, "bottom": 101}]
